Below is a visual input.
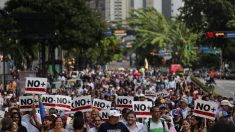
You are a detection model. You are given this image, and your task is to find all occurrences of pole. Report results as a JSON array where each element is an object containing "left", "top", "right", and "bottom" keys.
[
  {"left": 3, "top": 49, "right": 6, "bottom": 90},
  {"left": 220, "top": 48, "right": 222, "bottom": 79}
]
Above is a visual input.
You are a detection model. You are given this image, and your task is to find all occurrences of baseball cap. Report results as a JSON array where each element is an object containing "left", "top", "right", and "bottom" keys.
[
  {"left": 108, "top": 110, "right": 121, "bottom": 117},
  {"left": 160, "top": 99, "right": 165, "bottom": 104},
  {"left": 180, "top": 98, "right": 188, "bottom": 105},
  {"left": 221, "top": 100, "right": 229, "bottom": 106},
  {"left": 172, "top": 109, "right": 179, "bottom": 117},
  {"left": 160, "top": 104, "right": 166, "bottom": 110}
]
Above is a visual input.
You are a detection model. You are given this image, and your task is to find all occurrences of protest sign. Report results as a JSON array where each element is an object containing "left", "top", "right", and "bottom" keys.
[
  {"left": 93, "top": 98, "right": 112, "bottom": 110},
  {"left": 19, "top": 96, "right": 39, "bottom": 111},
  {"left": 145, "top": 90, "right": 155, "bottom": 96},
  {"left": 116, "top": 96, "right": 133, "bottom": 110},
  {"left": 71, "top": 95, "right": 92, "bottom": 112},
  {"left": 25, "top": 77, "right": 47, "bottom": 94},
  {"left": 156, "top": 90, "right": 169, "bottom": 98},
  {"left": 42, "top": 95, "right": 71, "bottom": 111},
  {"left": 132, "top": 101, "right": 152, "bottom": 118},
  {"left": 100, "top": 110, "right": 109, "bottom": 121},
  {"left": 193, "top": 100, "right": 218, "bottom": 120}
]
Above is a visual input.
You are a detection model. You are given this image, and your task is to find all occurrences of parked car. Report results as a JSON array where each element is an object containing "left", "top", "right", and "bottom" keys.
[{"left": 225, "top": 71, "right": 235, "bottom": 79}]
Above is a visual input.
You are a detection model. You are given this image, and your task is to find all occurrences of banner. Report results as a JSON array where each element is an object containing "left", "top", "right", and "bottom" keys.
[
  {"left": 116, "top": 96, "right": 133, "bottom": 110},
  {"left": 25, "top": 77, "right": 47, "bottom": 94},
  {"left": 132, "top": 101, "right": 152, "bottom": 118},
  {"left": 99, "top": 110, "right": 109, "bottom": 121},
  {"left": 156, "top": 90, "right": 169, "bottom": 98},
  {"left": 42, "top": 95, "right": 71, "bottom": 111},
  {"left": 71, "top": 95, "right": 92, "bottom": 113},
  {"left": 145, "top": 90, "right": 155, "bottom": 96},
  {"left": 19, "top": 96, "right": 39, "bottom": 111},
  {"left": 193, "top": 100, "right": 218, "bottom": 120},
  {"left": 93, "top": 99, "right": 112, "bottom": 110}
]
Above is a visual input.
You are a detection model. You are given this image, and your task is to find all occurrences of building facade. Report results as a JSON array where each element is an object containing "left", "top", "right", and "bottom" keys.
[{"left": 89, "top": 0, "right": 183, "bottom": 21}]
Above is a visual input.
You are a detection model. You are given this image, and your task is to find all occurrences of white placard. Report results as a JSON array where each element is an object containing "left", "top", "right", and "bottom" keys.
[
  {"left": 19, "top": 96, "right": 39, "bottom": 111},
  {"left": 71, "top": 95, "right": 92, "bottom": 113},
  {"left": 25, "top": 77, "right": 47, "bottom": 94},
  {"left": 145, "top": 90, "right": 156, "bottom": 96},
  {"left": 42, "top": 95, "right": 71, "bottom": 111},
  {"left": 156, "top": 90, "right": 169, "bottom": 98},
  {"left": 193, "top": 100, "right": 218, "bottom": 120},
  {"left": 132, "top": 101, "right": 152, "bottom": 118},
  {"left": 93, "top": 99, "right": 112, "bottom": 110},
  {"left": 116, "top": 96, "right": 133, "bottom": 110},
  {"left": 99, "top": 110, "right": 109, "bottom": 121}
]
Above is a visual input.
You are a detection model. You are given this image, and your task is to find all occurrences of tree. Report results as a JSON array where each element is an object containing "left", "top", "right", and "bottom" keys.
[
  {"left": 127, "top": 8, "right": 200, "bottom": 67},
  {"left": 1, "top": 0, "right": 107, "bottom": 71}
]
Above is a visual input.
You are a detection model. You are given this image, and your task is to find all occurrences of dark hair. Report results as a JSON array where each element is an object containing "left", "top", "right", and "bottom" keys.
[
  {"left": 122, "top": 108, "right": 130, "bottom": 115},
  {"left": 11, "top": 112, "right": 22, "bottom": 127},
  {"left": 150, "top": 106, "right": 159, "bottom": 113},
  {"left": 73, "top": 117, "right": 84, "bottom": 130},
  {"left": 74, "top": 111, "right": 83, "bottom": 119},
  {"left": 126, "top": 110, "right": 136, "bottom": 118},
  {"left": 53, "top": 117, "right": 66, "bottom": 128},
  {"left": 1, "top": 117, "right": 13, "bottom": 131}
]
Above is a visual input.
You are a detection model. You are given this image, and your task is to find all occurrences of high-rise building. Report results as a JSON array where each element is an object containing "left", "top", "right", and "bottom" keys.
[
  {"left": 0, "top": 0, "right": 8, "bottom": 9},
  {"left": 89, "top": 0, "right": 183, "bottom": 21}
]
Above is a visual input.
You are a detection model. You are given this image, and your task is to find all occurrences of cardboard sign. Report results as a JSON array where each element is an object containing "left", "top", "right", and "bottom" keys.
[
  {"left": 19, "top": 96, "right": 39, "bottom": 111},
  {"left": 99, "top": 110, "right": 109, "bottom": 121},
  {"left": 42, "top": 95, "right": 71, "bottom": 111},
  {"left": 132, "top": 101, "right": 152, "bottom": 118},
  {"left": 156, "top": 90, "right": 169, "bottom": 98},
  {"left": 25, "top": 77, "right": 47, "bottom": 94},
  {"left": 71, "top": 95, "right": 92, "bottom": 112},
  {"left": 93, "top": 99, "right": 112, "bottom": 110},
  {"left": 116, "top": 96, "right": 133, "bottom": 109},
  {"left": 145, "top": 90, "right": 156, "bottom": 96},
  {"left": 193, "top": 100, "right": 218, "bottom": 120}
]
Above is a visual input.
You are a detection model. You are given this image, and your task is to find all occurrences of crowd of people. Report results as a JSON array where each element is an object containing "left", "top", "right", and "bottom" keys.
[{"left": 0, "top": 67, "right": 235, "bottom": 132}]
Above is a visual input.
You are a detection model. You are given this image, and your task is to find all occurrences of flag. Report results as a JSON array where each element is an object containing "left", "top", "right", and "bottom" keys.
[
  {"left": 144, "top": 58, "right": 148, "bottom": 69},
  {"left": 38, "top": 95, "right": 45, "bottom": 122}
]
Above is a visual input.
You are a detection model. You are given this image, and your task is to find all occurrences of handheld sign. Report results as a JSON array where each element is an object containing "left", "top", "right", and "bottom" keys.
[
  {"left": 93, "top": 99, "right": 112, "bottom": 110},
  {"left": 71, "top": 95, "right": 92, "bottom": 112},
  {"left": 193, "top": 100, "right": 218, "bottom": 120},
  {"left": 42, "top": 95, "right": 71, "bottom": 111},
  {"left": 99, "top": 110, "right": 109, "bottom": 121},
  {"left": 145, "top": 90, "right": 156, "bottom": 96},
  {"left": 25, "top": 77, "right": 47, "bottom": 94},
  {"left": 116, "top": 96, "right": 133, "bottom": 110},
  {"left": 56, "top": 95, "right": 71, "bottom": 111},
  {"left": 156, "top": 90, "right": 169, "bottom": 98},
  {"left": 19, "top": 96, "right": 39, "bottom": 111},
  {"left": 132, "top": 101, "right": 152, "bottom": 118}
]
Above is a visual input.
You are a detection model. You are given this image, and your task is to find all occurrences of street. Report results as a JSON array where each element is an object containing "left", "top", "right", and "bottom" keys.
[{"left": 198, "top": 78, "right": 235, "bottom": 99}]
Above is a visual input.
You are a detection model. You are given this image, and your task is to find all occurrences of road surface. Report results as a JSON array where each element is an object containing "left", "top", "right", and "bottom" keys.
[{"left": 198, "top": 78, "right": 235, "bottom": 99}]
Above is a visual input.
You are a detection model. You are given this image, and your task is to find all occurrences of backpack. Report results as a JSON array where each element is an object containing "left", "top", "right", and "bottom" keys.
[{"left": 147, "top": 119, "right": 167, "bottom": 132}]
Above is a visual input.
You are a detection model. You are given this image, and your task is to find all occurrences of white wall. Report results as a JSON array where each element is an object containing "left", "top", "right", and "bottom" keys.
[
  {"left": 0, "top": 0, "right": 8, "bottom": 9},
  {"left": 171, "top": 0, "right": 183, "bottom": 17},
  {"left": 152, "top": 0, "right": 162, "bottom": 13}
]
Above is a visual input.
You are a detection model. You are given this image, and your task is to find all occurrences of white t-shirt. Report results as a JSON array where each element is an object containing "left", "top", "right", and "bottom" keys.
[{"left": 22, "top": 113, "right": 42, "bottom": 132}]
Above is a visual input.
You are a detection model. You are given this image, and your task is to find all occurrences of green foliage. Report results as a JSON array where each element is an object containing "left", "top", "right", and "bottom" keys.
[
  {"left": 178, "top": 0, "right": 235, "bottom": 32},
  {"left": 127, "top": 7, "right": 200, "bottom": 67},
  {"left": 1, "top": 0, "right": 108, "bottom": 68}
]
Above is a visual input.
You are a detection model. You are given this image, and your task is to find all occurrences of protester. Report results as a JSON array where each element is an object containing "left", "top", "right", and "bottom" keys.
[
  {"left": 49, "top": 117, "right": 68, "bottom": 132},
  {"left": 1, "top": 117, "right": 13, "bottom": 132},
  {"left": 125, "top": 110, "right": 144, "bottom": 132},
  {"left": 42, "top": 115, "right": 53, "bottom": 132},
  {"left": 98, "top": 109, "right": 129, "bottom": 132},
  {"left": 11, "top": 112, "right": 27, "bottom": 132},
  {"left": 88, "top": 116, "right": 102, "bottom": 132},
  {"left": 181, "top": 119, "right": 191, "bottom": 132},
  {"left": 144, "top": 105, "right": 169, "bottom": 132}
]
